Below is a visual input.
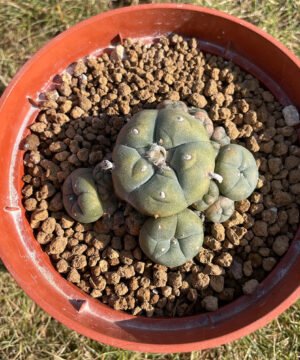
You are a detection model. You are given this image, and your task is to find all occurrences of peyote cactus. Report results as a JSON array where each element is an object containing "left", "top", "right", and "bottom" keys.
[
  {"left": 193, "top": 180, "right": 219, "bottom": 212},
  {"left": 62, "top": 167, "right": 117, "bottom": 223},
  {"left": 211, "top": 126, "right": 231, "bottom": 146},
  {"left": 63, "top": 168, "right": 103, "bottom": 223},
  {"left": 111, "top": 106, "right": 216, "bottom": 217},
  {"left": 204, "top": 196, "right": 235, "bottom": 223},
  {"left": 215, "top": 144, "right": 258, "bottom": 201},
  {"left": 139, "top": 208, "right": 204, "bottom": 268},
  {"left": 60, "top": 99, "right": 259, "bottom": 269}
]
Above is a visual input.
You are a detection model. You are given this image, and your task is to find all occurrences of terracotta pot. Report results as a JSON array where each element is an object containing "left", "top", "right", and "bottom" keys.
[{"left": 0, "top": 4, "right": 299, "bottom": 353}]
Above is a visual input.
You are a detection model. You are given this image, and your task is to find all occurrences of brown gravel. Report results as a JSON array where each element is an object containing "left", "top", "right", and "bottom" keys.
[{"left": 21, "top": 34, "right": 299, "bottom": 318}]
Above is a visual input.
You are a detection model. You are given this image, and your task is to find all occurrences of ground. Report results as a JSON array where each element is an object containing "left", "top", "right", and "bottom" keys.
[{"left": 0, "top": 0, "right": 299, "bottom": 359}]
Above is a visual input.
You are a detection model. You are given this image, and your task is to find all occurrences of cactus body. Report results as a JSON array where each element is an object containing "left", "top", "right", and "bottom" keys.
[
  {"left": 139, "top": 208, "right": 204, "bottom": 267},
  {"left": 215, "top": 144, "right": 258, "bottom": 201},
  {"left": 112, "top": 107, "right": 215, "bottom": 217},
  {"left": 193, "top": 181, "right": 219, "bottom": 211},
  {"left": 63, "top": 168, "right": 103, "bottom": 223},
  {"left": 211, "top": 126, "right": 231, "bottom": 146},
  {"left": 205, "top": 196, "right": 235, "bottom": 223},
  {"left": 61, "top": 100, "right": 259, "bottom": 270}
]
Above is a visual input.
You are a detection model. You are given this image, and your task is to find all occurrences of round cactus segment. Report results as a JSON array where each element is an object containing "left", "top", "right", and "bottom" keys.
[
  {"left": 205, "top": 196, "right": 235, "bottom": 223},
  {"left": 112, "top": 144, "right": 154, "bottom": 193},
  {"left": 139, "top": 209, "right": 204, "bottom": 267},
  {"left": 193, "top": 181, "right": 219, "bottom": 211},
  {"left": 215, "top": 144, "right": 258, "bottom": 201},
  {"left": 168, "top": 140, "right": 215, "bottom": 204},
  {"left": 128, "top": 167, "right": 187, "bottom": 217},
  {"left": 155, "top": 108, "right": 210, "bottom": 149},
  {"left": 63, "top": 168, "right": 103, "bottom": 223},
  {"left": 116, "top": 109, "right": 157, "bottom": 149},
  {"left": 211, "top": 126, "right": 230, "bottom": 146},
  {"left": 112, "top": 106, "right": 215, "bottom": 217}
]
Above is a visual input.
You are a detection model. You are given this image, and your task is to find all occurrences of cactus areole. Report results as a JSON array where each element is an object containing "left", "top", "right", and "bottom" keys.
[{"left": 111, "top": 107, "right": 216, "bottom": 217}]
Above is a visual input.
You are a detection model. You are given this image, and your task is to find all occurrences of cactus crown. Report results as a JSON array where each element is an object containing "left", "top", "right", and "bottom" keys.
[{"left": 145, "top": 143, "right": 169, "bottom": 169}]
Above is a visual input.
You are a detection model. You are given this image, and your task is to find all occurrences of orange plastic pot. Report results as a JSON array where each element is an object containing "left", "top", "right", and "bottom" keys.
[{"left": 0, "top": 4, "right": 299, "bottom": 353}]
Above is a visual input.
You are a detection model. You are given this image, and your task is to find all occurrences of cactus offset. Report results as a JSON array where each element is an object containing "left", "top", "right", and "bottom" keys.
[
  {"left": 211, "top": 126, "right": 231, "bottom": 146},
  {"left": 139, "top": 208, "right": 204, "bottom": 267},
  {"left": 62, "top": 167, "right": 117, "bottom": 223},
  {"left": 192, "top": 109, "right": 214, "bottom": 138},
  {"left": 62, "top": 168, "right": 103, "bottom": 223},
  {"left": 215, "top": 144, "right": 258, "bottom": 201},
  {"left": 193, "top": 180, "right": 219, "bottom": 211},
  {"left": 205, "top": 196, "right": 235, "bottom": 223}
]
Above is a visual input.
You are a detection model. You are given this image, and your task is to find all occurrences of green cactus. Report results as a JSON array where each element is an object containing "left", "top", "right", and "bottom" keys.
[
  {"left": 204, "top": 196, "right": 235, "bottom": 223},
  {"left": 63, "top": 168, "right": 103, "bottom": 223},
  {"left": 210, "top": 141, "right": 221, "bottom": 157},
  {"left": 139, "top": 208, "right": 204, "bottom": 267},
  {"left": 211, "top": 126, "right": 230, "bottom": 146},
  {"left": 192, "top": 180, "right": 219, "bottom": 211},
  {"left": 215, "top": 144, "right": 258, "bottom": 201},
  {"left": 57, "top": 95, "right": 262, "bottom": 270},
  {"left": 112, "top": 106, "right": 216, "bottom": 217}
]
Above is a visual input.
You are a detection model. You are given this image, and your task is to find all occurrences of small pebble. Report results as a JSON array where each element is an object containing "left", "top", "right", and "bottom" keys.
[
  {"left": 201, "top": 296, "right": 218, "bottom": 311},
  {"left": 282, "top": 105, "right": 299, "bottom": 126},
  {"left": 243, "top": 279, "right": 259, "bottom": 295}
]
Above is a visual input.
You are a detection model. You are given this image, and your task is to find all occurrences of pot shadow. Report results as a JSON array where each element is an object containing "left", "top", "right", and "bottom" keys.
[{"left": 111, "top": 311, "right": 212, "bottom": 347}]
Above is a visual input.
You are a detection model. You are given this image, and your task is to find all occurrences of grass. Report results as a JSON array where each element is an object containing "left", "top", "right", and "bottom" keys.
[
  {"left": 1, "top": 269, "right": 299, "bottom": 359},
  {"left": 0, "top": 0, "right": 299, "bottom": 359}
]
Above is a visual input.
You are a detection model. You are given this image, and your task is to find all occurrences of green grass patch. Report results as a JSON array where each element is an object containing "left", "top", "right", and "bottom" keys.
[{"left": 1, "top": 270, "right": 299, "bottom": 359}]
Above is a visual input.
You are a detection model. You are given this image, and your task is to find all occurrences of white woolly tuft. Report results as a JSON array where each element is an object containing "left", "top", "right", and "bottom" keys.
[
  {"left": 208, "top": 172, "right": 223, "bottom": 183},
  {"left": 100, "top": 160, "right": 114, "bottom": 170}
]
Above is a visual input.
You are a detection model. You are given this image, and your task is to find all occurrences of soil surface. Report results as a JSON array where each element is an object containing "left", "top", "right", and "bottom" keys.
[{"left": 22, "top": 34, "right": 299, "bottom": 317}]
